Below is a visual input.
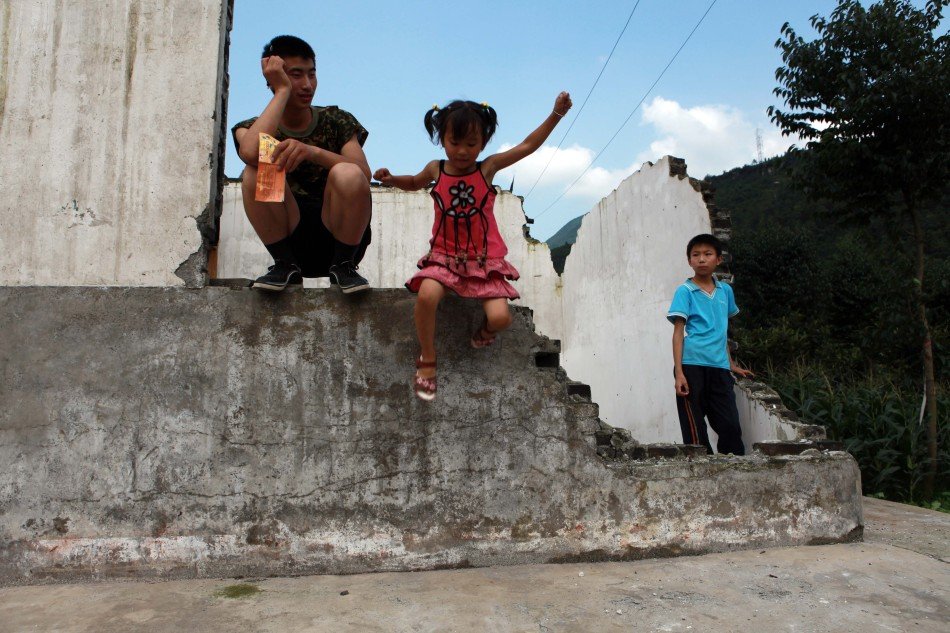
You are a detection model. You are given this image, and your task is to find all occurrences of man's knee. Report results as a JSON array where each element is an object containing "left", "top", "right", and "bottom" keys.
[
  {"left": 240, "top": 165, "right": 258, "bottom": 194},
  {"left": 327, "top": 163, "right": 369, "bottom": 195}
]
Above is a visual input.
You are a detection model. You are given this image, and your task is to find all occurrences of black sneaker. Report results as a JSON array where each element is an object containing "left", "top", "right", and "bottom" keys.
[
  {"left": 251, "top": 261, "right": 302, "bottom": 291},
  {"left": 328, "top": 261, "right": 370, "bottom": 294}
]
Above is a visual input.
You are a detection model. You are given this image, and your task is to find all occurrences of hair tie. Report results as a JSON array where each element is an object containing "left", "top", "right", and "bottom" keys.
[
  {"left": 481, "top": 102, "right": 490, "bottom": 109},
  {"left": 432, "top": 104, "right": 440, "bottom": 111}
]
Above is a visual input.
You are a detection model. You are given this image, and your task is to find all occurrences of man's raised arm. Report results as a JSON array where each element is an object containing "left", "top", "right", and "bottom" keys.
[{"left": 235, "top": 56, "right": 293, "bottom": 166}]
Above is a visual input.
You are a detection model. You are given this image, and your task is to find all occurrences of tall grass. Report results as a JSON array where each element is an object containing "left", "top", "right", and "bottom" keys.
[{"left": 766, "top": 363, "right": 949, "bottom": 507}]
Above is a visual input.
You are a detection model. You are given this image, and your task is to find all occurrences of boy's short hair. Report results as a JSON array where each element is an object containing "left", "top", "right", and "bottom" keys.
[
  {"left": 262, "top": 35, "right": 315, "bottom": 62},
  {"left": 686, "top": 233, "right": 723, "bottom": 257}
]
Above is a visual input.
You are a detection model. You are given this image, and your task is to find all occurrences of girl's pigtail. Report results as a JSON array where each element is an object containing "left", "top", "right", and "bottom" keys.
[
  {"left": 424, "top": 105, "right": 442, "bottom": 145},
  {"left": 479, "top": 102, "right": 499, "bottom": 145}
]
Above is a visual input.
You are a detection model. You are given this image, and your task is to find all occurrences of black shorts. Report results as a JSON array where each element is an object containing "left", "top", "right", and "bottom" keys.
[{"left": 290, "top": 199, "right": 372, "bottom": 278}]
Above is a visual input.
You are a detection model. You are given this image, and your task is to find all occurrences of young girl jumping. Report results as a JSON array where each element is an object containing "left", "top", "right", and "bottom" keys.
[{"left": 373, "top": 92, "right": 572, "bottom": 401}]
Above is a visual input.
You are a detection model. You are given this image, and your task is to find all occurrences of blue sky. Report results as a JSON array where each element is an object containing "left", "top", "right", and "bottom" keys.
[{"left": 224, "top": 0, "right": 928, "bottom": 240}]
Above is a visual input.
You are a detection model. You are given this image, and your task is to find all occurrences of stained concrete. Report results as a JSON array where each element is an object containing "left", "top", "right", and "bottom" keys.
[
  {"left": 1, "top": 287, "right": 861, "bottom": 583},
  {"left": 0, "top": 0, "right": 230, "bottom": 286},
  {"left": 218, "top": 158, "right": 740, "bottom": 443},
  {"left": 863, "top": 497, "right": 950, "bottom": 562},
  {"left": 0, "top": 498, "right": 946, "bottom": 633}
]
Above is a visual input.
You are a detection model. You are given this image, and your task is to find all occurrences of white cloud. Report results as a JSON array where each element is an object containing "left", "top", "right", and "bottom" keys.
[
  {"left": 491, "top": 97, "right": 794, "bottom": 239},
  {"left": 634, "top": 96, "right": 786, "bottom": 177},
  {"left": 497, "top": 97, "right": 790, "bottom": 204},
  {"left": 496, "top": 144, "right": 640, "bottom": 199}
]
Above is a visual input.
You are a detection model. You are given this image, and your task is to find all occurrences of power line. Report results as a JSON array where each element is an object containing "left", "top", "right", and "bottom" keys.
[
  {"left": 535, "top": 0, "right": 720, "bottom": 220},
  {"left": 522, "top": 1, "right": 643, "bottom": 201}
]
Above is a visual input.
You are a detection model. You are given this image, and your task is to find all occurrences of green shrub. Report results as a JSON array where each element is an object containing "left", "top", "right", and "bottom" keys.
[{"left": 766, "top": 365, "right": 949, "bottom": 504}]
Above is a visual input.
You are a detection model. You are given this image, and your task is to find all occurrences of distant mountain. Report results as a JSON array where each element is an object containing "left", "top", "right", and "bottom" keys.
[
  {"left": 546, "top": 215, "right": 585, "bottom": 249},
  {"left": 544, "top": 214, "right": 585, "bottom": 274},
  {"left": 710, "top": 156, "right": 948, "bottom": 257}
]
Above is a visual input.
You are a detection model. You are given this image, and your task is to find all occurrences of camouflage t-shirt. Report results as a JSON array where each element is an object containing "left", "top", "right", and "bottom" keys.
[{"left": 231, "top": 106, "right": 368, "bottom": 207}]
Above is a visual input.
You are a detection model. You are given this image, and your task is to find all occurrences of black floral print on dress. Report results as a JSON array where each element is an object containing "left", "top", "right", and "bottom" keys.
[{"left": 449, "top": 181, "right": 476, "bottom": 211}]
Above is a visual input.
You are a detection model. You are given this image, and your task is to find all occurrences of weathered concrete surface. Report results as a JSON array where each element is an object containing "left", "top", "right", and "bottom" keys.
[
  {"left": 0, "top": 0, "right": 231, "bottom": 286},
  {"left": 0, "top": 498, "right": 946, "bottom": 632},
  {"left": 0, "top": 287, "right": 861, "bottom": 584},
  {"left": 863, "top": 497, "right": 950, "bottom": 562},
  {"left": 736, "top": 378, "right": 827, "bottom": 446},
  {"left": 217, "top": 159, "right": 815, "bottom": 449}
]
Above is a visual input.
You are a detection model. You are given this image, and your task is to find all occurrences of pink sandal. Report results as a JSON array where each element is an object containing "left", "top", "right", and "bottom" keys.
[
  {"left": 414, "top": 356, "right": 437, "bottom": 401},
  {"left": 470, "top": 319, "right": 497, "bottom": 349}
]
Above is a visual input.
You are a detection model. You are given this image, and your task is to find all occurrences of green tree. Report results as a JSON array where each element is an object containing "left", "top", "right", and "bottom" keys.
[{"left": 768, "top": 0, "right": 949, "bottom": 498}]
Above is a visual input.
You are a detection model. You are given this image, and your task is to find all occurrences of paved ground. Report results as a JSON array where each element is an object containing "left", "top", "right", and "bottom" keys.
[{"left": 1, "top": 498, "right": 946, "bottom": 632}]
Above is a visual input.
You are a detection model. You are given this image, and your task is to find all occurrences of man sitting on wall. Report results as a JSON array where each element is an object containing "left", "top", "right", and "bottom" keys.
[{"left": 232, "top": 35, "right": 372, "bottom": 293}]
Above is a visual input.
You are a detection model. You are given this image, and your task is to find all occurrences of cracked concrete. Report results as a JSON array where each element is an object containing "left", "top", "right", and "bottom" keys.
[
  {"left": 0, "top": 498, "right": 945, "bottom": 632},
  {"left": 0, "top": 287, "right": 861, "bottom": 583}
]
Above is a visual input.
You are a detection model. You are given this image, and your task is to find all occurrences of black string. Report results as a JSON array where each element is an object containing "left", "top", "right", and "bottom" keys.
[
  {"left": 523, "top": 0, "right": 643, "bottom": 201},
  {"left": 535, "top": 0, "right": 720, "bottom": 221}
]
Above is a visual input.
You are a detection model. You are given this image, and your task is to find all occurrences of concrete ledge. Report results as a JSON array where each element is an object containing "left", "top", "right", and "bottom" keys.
[
  {"left": 0, "top": 287, "right": 863, "bottom": 584},
  {"left": 736, "top": 378, "right": 827, "bottom": 446},
  {"left": 754, "top": 440, "right": 846, "bottom": 456}
]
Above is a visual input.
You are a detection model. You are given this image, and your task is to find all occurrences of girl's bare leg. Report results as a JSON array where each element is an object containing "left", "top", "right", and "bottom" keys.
[
  {"left": 481, "top": 298, "right": 512, "bottom": 339},
  {"left": 415, "top": 279, "right": 447, "bottom": 378}
]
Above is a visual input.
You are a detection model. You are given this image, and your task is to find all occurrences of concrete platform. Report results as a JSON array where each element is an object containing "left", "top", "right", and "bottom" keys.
[
  {"left": 0, "top": 287, "right": 861, "bottom": 583},
  {"left": 0, "top": 498, "right": 946, "bottom": 632}
]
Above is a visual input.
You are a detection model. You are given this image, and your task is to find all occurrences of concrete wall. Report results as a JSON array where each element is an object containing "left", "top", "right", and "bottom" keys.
[
  {"left": 736, "top": 380, "right": 826, "bottom": 446},
  {"left": 219, "top": 157, "right": 772, "bottom": 446},
  {"left": 0, "top": 287, "right": 863, "bottom": 584},
  {"left": 218, "top": 180, "right": 563, "bottom": 331},
  {"left": 0, "top": 0, "right": 230, "bottom": 287},
  {"left": 552, "top": 158, "right": 711, "bottom": 443}
]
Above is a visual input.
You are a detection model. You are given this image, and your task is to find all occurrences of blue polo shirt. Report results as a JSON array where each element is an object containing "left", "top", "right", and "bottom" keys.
[{"left": 666, "top": 278, "right": 739, "bottom": 370}]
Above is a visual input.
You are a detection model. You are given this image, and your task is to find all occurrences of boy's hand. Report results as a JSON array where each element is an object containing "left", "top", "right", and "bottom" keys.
[
  {"left": 675, "top": 371, "right": 689, "bottom": 396},
  {"left": 730, "top": 362, "right": 755, "bottom": 379},
  {"left": 553, "top": 91, "right": 572, "bottom": 117},
  {"left": 272, "top": 139, "right": 316, "bottom": 172},
  {"left": 373, "top": 167, "right": 393, "bottom": 185},
  {"left": 262, "top": 55, "right": 291, "bottom": 93}
]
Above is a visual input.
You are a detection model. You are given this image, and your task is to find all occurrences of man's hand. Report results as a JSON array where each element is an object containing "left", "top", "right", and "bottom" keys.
[
  {"left": 730, "top": 362, "right": 755, "bottom": 379},
  {"left": 272, "top": 139, "right": 317, "bottom": 172},
  {"left": 373, "top": 167, "right": 394, "bottom": 185},
  {"left": 675, "top": 370, "right": 689, "bottom": 396},
  {"left": 262, "top": 55, "right": 292, "bottom": 93}
]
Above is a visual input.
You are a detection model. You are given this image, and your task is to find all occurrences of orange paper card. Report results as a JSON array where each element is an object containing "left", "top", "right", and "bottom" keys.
[{"left": 255, "top": 133, "right": 285, "bottom": 202}]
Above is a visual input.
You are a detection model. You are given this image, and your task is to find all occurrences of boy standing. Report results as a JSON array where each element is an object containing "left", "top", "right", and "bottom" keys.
[
  {"left": 667, "top": 234, "right": 753, "bottom": 455},
  {"left": 232, "top": 35, "right": 372, "bottom": 293}
]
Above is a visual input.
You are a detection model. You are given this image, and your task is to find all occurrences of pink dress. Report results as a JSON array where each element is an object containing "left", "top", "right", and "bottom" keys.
[{"left": 406, "top": 160, "right": 520, "bottom": 299}]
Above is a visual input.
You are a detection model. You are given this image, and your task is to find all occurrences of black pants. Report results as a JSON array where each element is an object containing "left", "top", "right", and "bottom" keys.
[
  {"left": 675, "top": 364, "right": 745, "bottom": 455},
  {"left": 290, "top": 199, "right": 372, "bottom": 278}
]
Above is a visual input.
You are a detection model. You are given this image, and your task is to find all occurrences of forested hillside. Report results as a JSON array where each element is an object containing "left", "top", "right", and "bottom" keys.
[
  {"left": 545, "top": 154, "right": 948, "bottom": 507},
  {"left": 722, "top": 157, "right": 948, "bottom": 507}
]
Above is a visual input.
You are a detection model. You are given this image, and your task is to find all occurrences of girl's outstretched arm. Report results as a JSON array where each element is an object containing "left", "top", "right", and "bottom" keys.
[
  {"left": 373, "top": 160, "right": 440, "bottom": 192},
  {"left": 481, "top": 92, "right": 572, "bottom": 182}
]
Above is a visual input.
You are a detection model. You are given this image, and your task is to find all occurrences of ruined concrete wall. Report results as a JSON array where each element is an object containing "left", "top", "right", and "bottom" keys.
[
  {"left": 218, "top": 180, "right": 271, "bottom": 279},
  {"left": 0, "top": 287, "right": 862, "bottom": 584},
  {"left": 0, "top": 0, "right": 231, "bottom": 287},
  {"left": 218, "top": 182, "right": 563, "bottom": 336},
  {"left": 551, "top": 158, "right": 711, "bottom": 443},
  {"left": 736, "top": 380, "right": 827, "bottom": 445},
  {"left": 216, "top": 159, "right": 809, "bottom": 447}
]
